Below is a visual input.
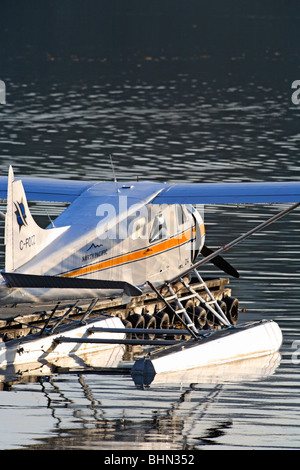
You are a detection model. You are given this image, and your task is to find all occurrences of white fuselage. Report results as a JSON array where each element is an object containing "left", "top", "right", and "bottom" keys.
[{"left": 0, "top": 181, "right": 205, "bottom": 305}]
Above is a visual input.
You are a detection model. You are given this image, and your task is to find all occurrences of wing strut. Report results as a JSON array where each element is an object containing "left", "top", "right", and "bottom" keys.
[{"left": 170, "top": 202, "right": 300, "bottom": 283}]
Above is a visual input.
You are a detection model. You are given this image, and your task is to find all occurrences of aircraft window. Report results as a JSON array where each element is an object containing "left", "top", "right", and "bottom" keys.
[
  {"left": 177, "top": 205, "right": 189, "bottom": 226},
  {"left": 176, "top": 205, "right": 183, "bottom": 225},
  {"left": 149, "top": 213, "right": 168, "bottom": 243},
  {"left": 130, "top": 217, "right": 147, "bottom": 240}
]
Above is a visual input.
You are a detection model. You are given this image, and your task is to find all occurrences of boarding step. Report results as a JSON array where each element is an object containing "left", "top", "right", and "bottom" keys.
[
  {"left": 148, "top": 269, "right": 231, "bottom": 338},
  {"left": 180, "top": 271, "right": 230, "bottom": 327}
]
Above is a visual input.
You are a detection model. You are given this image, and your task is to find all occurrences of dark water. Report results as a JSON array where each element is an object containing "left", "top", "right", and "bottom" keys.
[{"left": 0, "top": 3, "right": 300, "bottom": 451}]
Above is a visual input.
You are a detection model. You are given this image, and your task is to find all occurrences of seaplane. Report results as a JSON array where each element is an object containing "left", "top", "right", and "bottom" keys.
[{"left": 0, "top": 165, "right": 299, "bottom": 378}]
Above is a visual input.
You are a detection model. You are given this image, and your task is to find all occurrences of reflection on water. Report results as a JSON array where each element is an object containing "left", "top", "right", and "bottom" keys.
[
  {"left": 0, "top": 345, "right": 126, "bottom": 386},
  {"left": 0, "top": 52, "right": 300, "bottom": 450},
  {"left": 131, "top": 352, "right": 282, "bottom": 388},
  {"left": 0, "top": 346, "right": 300, "bottom": 451},
  {"left": 0, "top": 351, "right": 287, "bottom": 450}
]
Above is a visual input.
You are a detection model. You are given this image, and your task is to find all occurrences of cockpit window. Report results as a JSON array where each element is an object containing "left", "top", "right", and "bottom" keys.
[
  {"left": 149, "top": 213, "right": 168, "bottom": 243},
  {"left": 129, "top": 217, "right": 147, "bottom": 240},
  {"left": 176, "top": 204, "right": 189, "bottom": 226}
]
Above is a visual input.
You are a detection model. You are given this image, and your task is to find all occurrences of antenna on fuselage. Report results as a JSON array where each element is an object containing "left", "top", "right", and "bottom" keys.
[{"left": 109, "top": 154, "right": 120, "bottom": 193}]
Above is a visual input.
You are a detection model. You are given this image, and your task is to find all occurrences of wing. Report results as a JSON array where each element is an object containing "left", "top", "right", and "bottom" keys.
[
  {"left": 152, "top": 181, "right": 300, "bottom": 205},
  {"left": 0, "top": 176, "right": 96, "bottom": 202},
  {"left": 0, "top": 172, "right": 299, "bottom": 205}
]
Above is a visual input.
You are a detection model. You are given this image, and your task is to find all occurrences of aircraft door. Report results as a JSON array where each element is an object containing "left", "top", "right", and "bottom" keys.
[
  {"left": 176, "top": 205, "right": 190, "bottom": 267},
  {"left": 185, "top": 205, "right": 205, "bottom": 263}
]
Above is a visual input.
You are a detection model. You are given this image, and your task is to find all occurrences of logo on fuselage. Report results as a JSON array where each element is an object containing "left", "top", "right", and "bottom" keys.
[{"left": 14, "top": 201, "right": 27, "bottom": 230}]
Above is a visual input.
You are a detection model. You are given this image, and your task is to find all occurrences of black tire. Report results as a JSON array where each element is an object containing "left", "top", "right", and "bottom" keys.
[
  {"left": 194, "top": 306, "right": 207, "bottom": 329},
  {"left": 185, "top": 300, "right": 196, "bottom": 325},
  {"left": 122, "top": 319, "right": 132, "bottom": 338},
  {"left": 143, "top": 313, "right": 156, "bottom": 340},
  {"left": 168, "top": 316, "right": 184, "bottom": 340},
  {"left": 224, "top": 296, "right": 239, "bottom": 325},
  {"left": 155, "top": 310, "right": 170, "bottom": 329},
  {"left": 165, "top": 302, "right": 178, "bottom": 325},
  {"left": 127, "top": 313, "right": 145, "bottom": 339},
  {"left": 216, "top": 300, "right": 228, "bottom": 326},
  {"left": 205, "top": 308, "right": 215, "bottom": 329},
  {"left": 217, "top": 300, "right": 227, "bottom": 315}
]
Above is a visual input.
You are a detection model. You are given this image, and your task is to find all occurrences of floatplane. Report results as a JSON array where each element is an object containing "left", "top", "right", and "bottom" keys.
[{"left": 0, "top": 166, "right": 299, "bottom": 378}]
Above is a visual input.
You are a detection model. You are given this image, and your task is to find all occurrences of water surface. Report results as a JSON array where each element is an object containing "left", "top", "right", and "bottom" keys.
[{"left": 0, "top": 35, "right": 299, "bottom": 450}]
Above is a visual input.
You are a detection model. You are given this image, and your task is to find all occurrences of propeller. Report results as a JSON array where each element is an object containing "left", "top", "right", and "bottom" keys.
[{"left": 200, "top": 244, "right": 239, "bottom": 278}]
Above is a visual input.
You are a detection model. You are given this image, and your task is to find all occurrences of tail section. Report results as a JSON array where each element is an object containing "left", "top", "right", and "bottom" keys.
[{"left": 5, "top": 166, "right": 69, "bottom": 272}]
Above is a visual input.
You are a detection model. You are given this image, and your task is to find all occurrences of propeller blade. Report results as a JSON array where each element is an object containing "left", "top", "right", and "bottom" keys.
[{"left": 201, "top": 245, "right": 240, "bottom": 278}]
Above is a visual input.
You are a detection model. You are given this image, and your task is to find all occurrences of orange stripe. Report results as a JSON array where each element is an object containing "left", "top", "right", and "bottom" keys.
[{"left": 61, "top": 227, "right": 197, "bottom": 278}]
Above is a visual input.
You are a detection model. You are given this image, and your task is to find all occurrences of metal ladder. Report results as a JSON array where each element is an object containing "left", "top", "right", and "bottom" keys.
[
  {"left": 149, "top": 269, "right": 230, "bottom": 338},
  {"left": 181, "top": 270, "right": 231, "bottom": 328}
]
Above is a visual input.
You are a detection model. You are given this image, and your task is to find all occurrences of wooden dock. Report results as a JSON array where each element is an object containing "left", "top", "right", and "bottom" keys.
[{"left": 0, "top": 276, "right": 233, "bottom": 341}]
